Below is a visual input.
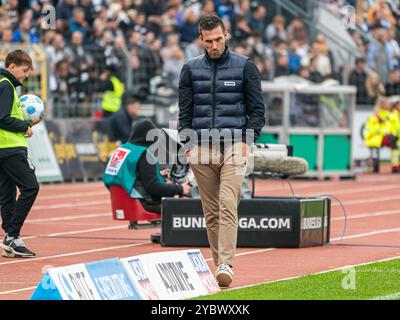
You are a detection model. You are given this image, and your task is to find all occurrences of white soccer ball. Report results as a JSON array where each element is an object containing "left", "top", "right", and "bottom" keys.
[{"left": 19, "top": 94, "right": 45, "bottom": 123}]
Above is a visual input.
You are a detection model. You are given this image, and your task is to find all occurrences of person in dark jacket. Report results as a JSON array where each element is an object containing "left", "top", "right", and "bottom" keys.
[
  {"left": 104, "top": 119, "right": 191, "bottom": 214},
  {"left": 349, "top": 57, "right": 368, "bottom": 104},
  {"left": 108, "top": 93, "right": 143, "bottom": 144},
  {"left": 0, "top": 50, "right": 40, "bottom": 258},
  {"left": 178, "top": 15, "right": 265, "bottom": 288}
]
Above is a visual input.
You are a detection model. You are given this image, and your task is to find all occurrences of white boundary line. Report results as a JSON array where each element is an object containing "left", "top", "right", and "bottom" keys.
[
  {"left": 32, "top": 200, "right": 110, "bottom": 210},
  {"left": 0, "top": 286, "right": 38, "bottom": 296},
  {"left": 26, "top": 212, "right": 111, "bottom": 223},
  {"left": 18, "top": 225, "right": 128, "bottom": 241},
  {"left": 36, "top": 191, "right": 108, "bottom": 201},
  {"left": 0, "top": 241, "right": 151, "bottom": 267},
  {"left": 370, "top": 292, "right": 400, "bottom": 300}
]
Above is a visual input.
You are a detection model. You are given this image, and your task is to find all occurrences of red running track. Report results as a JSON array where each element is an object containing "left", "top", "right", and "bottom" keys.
[{"left": 0, "top": 168, "right": 400, "bottom": 300}]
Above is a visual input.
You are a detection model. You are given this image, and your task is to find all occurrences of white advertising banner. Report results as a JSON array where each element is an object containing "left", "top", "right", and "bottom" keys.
[
  {"left": 121, "top": 249, "right": 220, "bottom": 300},
  {"left": 27, "top": 121, "right": 63, "bottom": 182}
]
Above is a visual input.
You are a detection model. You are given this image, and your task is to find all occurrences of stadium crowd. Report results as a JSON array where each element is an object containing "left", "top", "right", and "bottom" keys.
[{"left": 1, "top": 0, "right": 400, "bottom": 113}]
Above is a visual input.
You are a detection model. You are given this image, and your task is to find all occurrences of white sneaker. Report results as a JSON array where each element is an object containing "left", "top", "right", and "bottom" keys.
[{"left": 216, "top": 264, "right": 233, "bottom": 287}]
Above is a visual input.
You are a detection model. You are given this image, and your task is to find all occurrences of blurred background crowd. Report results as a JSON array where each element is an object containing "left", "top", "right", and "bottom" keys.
[{"left": 1, "top": 0, "right": 400, "bottom": 114}]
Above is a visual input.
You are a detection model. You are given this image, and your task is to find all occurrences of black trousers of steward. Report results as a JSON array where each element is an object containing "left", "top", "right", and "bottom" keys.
[{"left": 0, "top": 148, "right": 39, "bottom": 238}]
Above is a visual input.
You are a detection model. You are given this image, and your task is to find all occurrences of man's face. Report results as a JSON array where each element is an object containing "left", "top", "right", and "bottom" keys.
[
  {"left": 7, "top": 63, "right": 31, "bottom": 83},
  {"left": 200, "top": 26, "right": 227, "bottom": 59},
  {"left": 127, "top": 102, "right": 140, "bottom": 116}
]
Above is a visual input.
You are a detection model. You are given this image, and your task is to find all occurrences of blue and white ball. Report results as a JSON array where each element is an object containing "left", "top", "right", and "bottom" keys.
[{"left": 19, "top": 94, "right": 45, "bottom": 123}]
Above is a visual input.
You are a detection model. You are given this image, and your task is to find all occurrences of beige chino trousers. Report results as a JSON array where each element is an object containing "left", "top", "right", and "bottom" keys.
[{"left": 189, "top": 142, "right": 248, "bottom": 267}]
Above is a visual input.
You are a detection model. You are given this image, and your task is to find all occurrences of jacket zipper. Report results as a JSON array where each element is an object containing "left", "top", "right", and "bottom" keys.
[{"left": 212, "top": 63, "right": 217, "bottom": 128}]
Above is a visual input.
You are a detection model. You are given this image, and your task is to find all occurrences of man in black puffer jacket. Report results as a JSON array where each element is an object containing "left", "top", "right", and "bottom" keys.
[{"left": 178, "top": 15, "right": 265, "bottom": 288}]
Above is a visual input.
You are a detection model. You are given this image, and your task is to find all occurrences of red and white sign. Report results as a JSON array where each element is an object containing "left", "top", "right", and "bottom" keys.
[{"left": 105, "top": 147, "right": 131, "bottom": 176}]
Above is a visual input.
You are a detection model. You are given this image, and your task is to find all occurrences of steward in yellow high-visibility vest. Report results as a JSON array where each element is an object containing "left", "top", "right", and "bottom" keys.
[
  {"left": 389, "top": 99, "right": 400, "bottom": 172},
  {"left": 0, "top": 50, "right": 40, "bottom": 257},
  {"left": 101, "top": 73, "right": 125, "bottom": 118}
]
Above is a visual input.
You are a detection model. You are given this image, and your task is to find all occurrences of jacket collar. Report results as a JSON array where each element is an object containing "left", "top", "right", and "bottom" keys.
[
  {"left": 205, "top": 46, "right": 230, "bottom": 66},
  {"left": 0, "top": 68, "right": 23, "bottom": 87}
]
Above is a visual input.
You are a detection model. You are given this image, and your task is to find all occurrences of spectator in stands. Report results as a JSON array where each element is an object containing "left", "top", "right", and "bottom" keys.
[
  {"left": 69, "top": 7, "right": 89, "bottom": 41},
  {"left": 355, "top": 0, "right": 370, "bottom": 33},
  {"left": 216, "top": 0, "right": 236, "bottom": 23},
  {"left": 385, "top": 69, "right": 400, "bottom": 96},
  {"left": 287, "top": 17, "right": 308, "bottom": 46},
  {"left": 146, "top": 15, "right": 162, "bottom": 35},
  {"left": 108, "top": 93, "right": 144, "bottom": 144},
  {"left": 350, "top": 31, "right": 367, "bottom": 58},
  {"left": 302, "top": 42, "right": 332, "bottom": 78},
  {"left": 349, "top": 57, "right": 368, "bottom": 105},
  {"left": 247, "top": 1, "right": 267, "bottom": 34},
  {"left": 147, "top": 37, "right": 163, "bottom": 76},
  {"left": 386, "top": 29, "right": 400, "bottom": 69},
  {"left": 39, "top": 29, "right": 56, "bottom": 47},
  {"left": 287, "top": 40, "right": 302, "bottom": 74},
  {"left": 298, "top": 66, "right": 311, "bottom": 81},
  {"left": 141, "top": 0, "right": 164, "bottom": 17},
  {"left": 366, "top": 28, "right": 391, "bottom": 84},
  {"left": 232, "top": 15, "right": 252, "bottom": 44},
  {"left": 179, "top": 7, "right": 199, "bottom": 44},
  {"left": 12, "top": 11, "right": 39, "bottom": 44},
  {"left": 160, "top": 33, "right": 180, "bottom": 62},
  {"left": 202, "top": 0, "right": 216, "bottom": 16},
  {"left": 96, "top": 29, "right": 120, "bottom": 71},
  {"left": 161, "top": 2, "right": 179, "bottom": 30},
  {"left": 53, "top": 59, "right": 74, "bottom": 117},
  {"left": 253, "top": 55, "right": 270, "bottom": 80},
  {"left": 46, "top": 32, "right": 73, "bottom": 66},
  {"left": 1, "top": 28, "right": 13, "bottom": 45},
  {"left": 163, "top": 46, "right": 185, "bottom": 89},
  {"left": 2, "top": 0, "right": 19, "bottom": 30},
  {"left": 56, "top": 0, "right": 76, "bottom": 32},
  {"left": 79, "top": 0, "right": 96, "bottom": 26},
  {"left": 185, "top": 36, "right": 203, "bottom": 60},
  {"left": 308, "top": 57, "right": 323, "bottom": 83},
  {"left": 367, "top": 0, "right": 395, "bottom": 31},
  {"left": 129, "top": 46, "right": 151, "bottom": 97},
  {"left": 365, "top": 70, "right": 385, "bottom": 105},
  {"left": 314, "top": 33, "right": 335, "bottom": 73},
  {"left": 274, "top": 40, "right": 289, "bottom": 77},
  {"left": 103, "top": 119, "right": 191, "bottom": 214},
  {"left": 106, "top": 14, "right": 126, "bottom": 39},
  {"left": 265, "top": 15, "right": 287, "bottom": 43}
]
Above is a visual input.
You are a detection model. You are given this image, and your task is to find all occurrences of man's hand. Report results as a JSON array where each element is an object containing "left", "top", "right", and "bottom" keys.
[
  {"left": 24, "top": 127, "right": 33, "bottom": 138},
  {"left": 30, "top": 118, "right": 43, "bottom": 127},
  {"left": 181, "top": 182, "right": 191, "bottom": 197},
  {"left": 242, "top": 142, "right": 250, "bottom": 157},
  {"left": 160, "top": 168, "right": 170, "bottom": 178}
]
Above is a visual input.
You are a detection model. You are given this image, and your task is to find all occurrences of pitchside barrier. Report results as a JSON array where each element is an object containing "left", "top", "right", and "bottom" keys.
[
  {"left": 161, "top": 197, "right": 331, "bottom": 248},
  {"left": 30, "top": 249, "right": 219, "bottom": 300}
]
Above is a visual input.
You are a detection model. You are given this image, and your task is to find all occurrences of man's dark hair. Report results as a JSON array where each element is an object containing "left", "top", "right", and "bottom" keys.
[
  {"left": 5, "top": 49, "right": 33, "bottom": 70},
  {"left": 198, "top": 14, "right": 225, "bottom": 37},
  {"left": 355, "top": 57, "right": 366, "bottom": 65},
  {"left": 123, "top": 91, "right": 141, "bottom": 106}
]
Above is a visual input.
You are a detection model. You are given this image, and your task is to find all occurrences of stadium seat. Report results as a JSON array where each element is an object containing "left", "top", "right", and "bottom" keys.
[{"left": 109, "top": 185, "right": 161, "bottom": 229}]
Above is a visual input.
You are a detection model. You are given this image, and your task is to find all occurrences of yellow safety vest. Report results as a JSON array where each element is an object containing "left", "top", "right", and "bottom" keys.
[
  {"left": 101, "top": 76, "right": 125, "bottom": 113},
  {"left": 0, "top": 77, "right": 27, "bottom": 149},
  {"left": 388, "top": 109, "right": 400, "bottom": 137},
  {"left": 364, "top": 114, "right": 383, "bottom": 148}
]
